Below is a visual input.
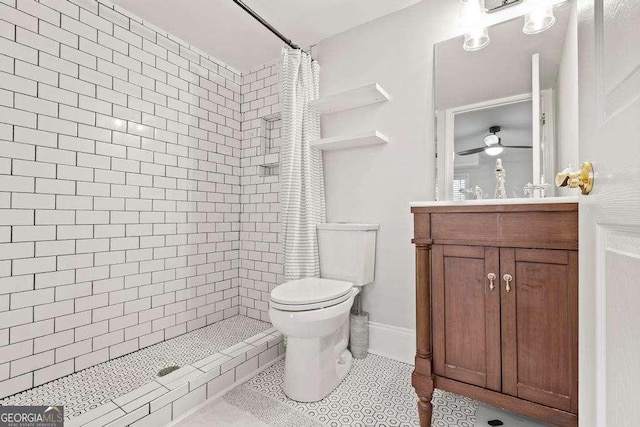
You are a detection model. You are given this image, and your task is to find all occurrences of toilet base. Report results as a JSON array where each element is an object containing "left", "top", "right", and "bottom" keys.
[{"left": 282, "top": 316, "right": 353, "bottom": 402}]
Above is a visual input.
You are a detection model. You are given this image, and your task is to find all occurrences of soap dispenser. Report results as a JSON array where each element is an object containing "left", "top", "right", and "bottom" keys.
[{"left": 494, "top": 158, "right": 507, "bottom": 199}]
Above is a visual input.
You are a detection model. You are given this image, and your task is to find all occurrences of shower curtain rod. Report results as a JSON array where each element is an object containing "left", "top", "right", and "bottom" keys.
[{"left": 232, "top": 0, "right": 300, "bottom": 50}]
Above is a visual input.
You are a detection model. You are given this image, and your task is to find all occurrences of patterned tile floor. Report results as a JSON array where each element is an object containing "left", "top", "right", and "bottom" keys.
[
  {"left": 243, "top": 354, "right": 419, "bottom": 426},
  {"left": 0, "top": 315, "right": 270, "bottom": 420},
  {"left": 179, "top": 354, "right": 420, "bottom": 427},
  {"left": 177, "top": 353, "right": 547, "bottom": 427},
  {"left": 431, "top": 389, "right": 477, "bottom": 426}
]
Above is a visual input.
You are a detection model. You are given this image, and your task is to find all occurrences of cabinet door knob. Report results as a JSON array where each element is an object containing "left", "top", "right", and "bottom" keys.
[
  {"left": 503, "top": 274, "right": 513, "bottom": 293},
  {"left": 487, "top": 273, "right": 496, "bottom": 291}
]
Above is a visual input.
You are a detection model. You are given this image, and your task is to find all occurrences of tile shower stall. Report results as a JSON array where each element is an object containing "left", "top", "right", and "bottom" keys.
[{"left": 0, "top": 0, "right": 285, "bottom": 419}]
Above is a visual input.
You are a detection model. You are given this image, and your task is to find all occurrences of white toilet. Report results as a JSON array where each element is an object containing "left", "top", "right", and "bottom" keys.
[{"left": 269, "top": 223, "right": 378, "bottom": 402}]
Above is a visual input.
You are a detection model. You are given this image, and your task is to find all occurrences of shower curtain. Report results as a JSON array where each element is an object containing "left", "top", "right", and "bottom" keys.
[{"left": 280, "top": 47, "right": 326, "bottom": 281}]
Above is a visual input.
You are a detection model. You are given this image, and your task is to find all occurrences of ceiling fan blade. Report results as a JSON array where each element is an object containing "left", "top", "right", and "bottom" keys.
[
  {"left": 456, "top": 147, "right": 486, "bottom": 156},
  {"left": 501, "top": 145, "right": 533, "bottom": 149}
]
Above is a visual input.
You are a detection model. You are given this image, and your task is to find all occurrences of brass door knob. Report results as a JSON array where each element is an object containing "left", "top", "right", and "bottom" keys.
[{"left": 555, "top": 162, "right": 594, "bottom": 195}]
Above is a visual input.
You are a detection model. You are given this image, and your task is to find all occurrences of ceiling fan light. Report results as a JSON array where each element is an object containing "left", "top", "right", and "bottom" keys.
[
  {"left": 463, "top": 27, "right": 490, "bottom": 51},
  {"left": 485, "top": 146, "right": 504, "bottom": 156},
  {"left": 484, "top": 134, "right": 500, "bottom": 146},
  {"left": 523, "top": 6, "right": 555, "bottom": 34}
]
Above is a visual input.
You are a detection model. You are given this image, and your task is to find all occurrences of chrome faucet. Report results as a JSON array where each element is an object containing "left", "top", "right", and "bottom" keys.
[
  {"left": 461, "top": 186, "right": 484, "bottom": 200},
  {"left": 523, "top": 183, "right": 552, "bottom": 198},
  {"left": 523, "top": 176, "right": 552, "bottom": 198}
]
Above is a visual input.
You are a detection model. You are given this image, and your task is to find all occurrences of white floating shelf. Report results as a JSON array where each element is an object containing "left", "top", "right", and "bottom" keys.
[
  {"left": 310, "top": 131, "right": 389, "bottom": 151},
  {"left": 310, "top": 83, "right": 389, "bottom": 114}
]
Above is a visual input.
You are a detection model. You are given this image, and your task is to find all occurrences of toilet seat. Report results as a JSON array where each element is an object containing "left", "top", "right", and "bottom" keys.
[{"left": 270, "top": 278, "right": 354, "bottom": 312}]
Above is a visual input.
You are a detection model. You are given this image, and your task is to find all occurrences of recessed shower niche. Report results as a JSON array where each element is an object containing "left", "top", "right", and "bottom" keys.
[{"left": 257, "top": 112, "right": 282, "bottom": 177}]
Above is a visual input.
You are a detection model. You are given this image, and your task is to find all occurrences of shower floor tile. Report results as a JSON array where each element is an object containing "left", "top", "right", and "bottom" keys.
[{"left": 0, "top": 315, "right": 270, "bottom": 421}]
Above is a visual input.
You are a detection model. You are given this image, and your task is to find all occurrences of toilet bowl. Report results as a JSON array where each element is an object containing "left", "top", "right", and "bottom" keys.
[
  {"left": 269, "top": 223, "right": 378, "bottom": 402},
  {"left": 269, "top": 278, "right": 359, "bottom": 402}
]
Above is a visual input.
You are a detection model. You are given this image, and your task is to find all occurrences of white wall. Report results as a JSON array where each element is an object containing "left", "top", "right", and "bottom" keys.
[
  {"left": 316, "top": 1, "right": 561, "bottom": 362},
  {"left": 556, "top": 0, "right": 579, "bottom": 195},
  {"left": 317, "top": 0, "right": 460, "bottom": 336}
]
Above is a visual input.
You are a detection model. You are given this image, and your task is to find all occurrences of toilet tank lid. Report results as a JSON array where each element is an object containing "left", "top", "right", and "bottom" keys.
[{"left": 316, "top": 223, "right": 379, "bottom": 231}]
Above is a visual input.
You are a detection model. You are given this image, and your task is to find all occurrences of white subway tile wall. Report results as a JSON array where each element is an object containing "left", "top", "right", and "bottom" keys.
[
  {"left": 0, "top": 0, "right": 243, "bottom": 398},
  {"left": 239, "top": 61, "right": 283, "bottom": 322}
]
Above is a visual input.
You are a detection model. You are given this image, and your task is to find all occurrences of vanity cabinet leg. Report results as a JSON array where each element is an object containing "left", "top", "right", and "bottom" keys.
[
  {"left": 412, "top": 237, "right": 433, "bottom": 427},
  {"left": 413, "top": 237, "right": 434, "bottom": 427},
  {"left": 417, "top": 391, "right": 434, "bottom": 426}
]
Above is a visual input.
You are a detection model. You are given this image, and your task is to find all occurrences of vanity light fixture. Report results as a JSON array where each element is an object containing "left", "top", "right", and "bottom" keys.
[
  {"left": 464, "top": 27, "right": 491, "bottom": 51},
  {"left": 459, "top": 0, "right": 491, "bottom": 51},
  {"left": 523, "top": 4, "right": 556, "bottom": 34}
]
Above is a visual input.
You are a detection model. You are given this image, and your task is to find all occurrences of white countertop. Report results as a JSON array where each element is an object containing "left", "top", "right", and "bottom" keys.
[{"left": 410, "top": 196, "right": 579, "bottom": 208}]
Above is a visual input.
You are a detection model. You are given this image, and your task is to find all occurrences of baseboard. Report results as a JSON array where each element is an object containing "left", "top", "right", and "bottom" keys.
[{"left": 367, "top": 321, "right": 416, "bottom": 365}]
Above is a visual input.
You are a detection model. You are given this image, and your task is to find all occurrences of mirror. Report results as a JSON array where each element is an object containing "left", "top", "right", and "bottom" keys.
[{"left": 435, "top": 1, "right": 578, "bottom": 200}]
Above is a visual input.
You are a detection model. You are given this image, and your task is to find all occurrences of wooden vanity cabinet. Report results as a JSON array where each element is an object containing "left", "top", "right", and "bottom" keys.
[{"left": 412, "top": 203, "right": 578, "bottom": 426}]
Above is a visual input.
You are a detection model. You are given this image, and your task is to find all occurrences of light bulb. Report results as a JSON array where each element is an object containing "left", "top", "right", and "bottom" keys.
[
  {"left": 459, "top": 0, "right": 484, "bottom": 28},
  {"left": 485, "top": 146, "right": 504, "bottom": 156},
  {"left": 463, "top": 27, "right": 490, "bottom": 51},
  {"left": 484, "top": 134, "right": 500, "bottom": 146},
  {"left": 523, "top": 6, "right": 555, "bottom": 34}
]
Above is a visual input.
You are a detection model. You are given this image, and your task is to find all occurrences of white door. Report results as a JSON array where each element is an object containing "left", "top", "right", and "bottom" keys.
[{"left": 577, "top": 0, "right": 640, "bottom": 425}]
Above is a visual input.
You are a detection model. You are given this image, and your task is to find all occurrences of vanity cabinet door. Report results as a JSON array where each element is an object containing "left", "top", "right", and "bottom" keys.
[
  {"left": 500, "top": 248, "right": 578, "bottom": 413},
  {"left": 432, "top": 245, "right": 501, "bottom": 391}
]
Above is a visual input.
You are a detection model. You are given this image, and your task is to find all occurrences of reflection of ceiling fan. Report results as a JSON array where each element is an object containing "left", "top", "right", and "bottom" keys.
[{"left": 456, "top": 126, "right": 532, "bottom": 156}]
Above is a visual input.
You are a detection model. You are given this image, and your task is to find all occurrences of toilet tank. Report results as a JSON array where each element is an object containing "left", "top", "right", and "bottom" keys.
[{"left": 316, "top": 223, "right": 378, "bottom": 286}]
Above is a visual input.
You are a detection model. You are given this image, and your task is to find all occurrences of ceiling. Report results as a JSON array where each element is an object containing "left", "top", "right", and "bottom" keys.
[
  {"left": 454, "top": 100, "right": 533, "bottom": 151},
  {"left": 110, "top": 0, "right": 422, "bottom": 72}
]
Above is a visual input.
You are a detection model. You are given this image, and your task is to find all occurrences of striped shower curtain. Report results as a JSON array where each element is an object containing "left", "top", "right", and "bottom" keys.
[{"left": 280, "top": 47, "right": 326, "bottom": 281}]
